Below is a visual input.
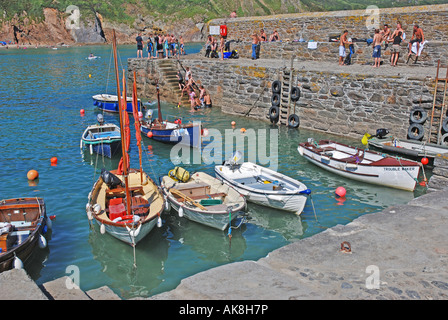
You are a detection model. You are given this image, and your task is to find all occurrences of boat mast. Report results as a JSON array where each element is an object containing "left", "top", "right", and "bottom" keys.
[
  {"left": 156, "top": 80, "right": 163, "bottom": 123},
  {"left": 112, "top": 30, "right": 132, "bottom": 216}
]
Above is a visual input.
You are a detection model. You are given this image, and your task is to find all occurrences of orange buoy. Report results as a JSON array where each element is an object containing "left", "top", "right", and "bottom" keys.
[
  {"left": 240, "top": 128, "right": 246, "bottom": 133},
  {"left": 231, "top": 121, "right": 236, "bottom": 126},
  {"left": 147, "top": 131, "right": 153, "bottom": 138},
  {"left": 27, "top": 170, "right": 39, "bottom": 181},
  {"left": 50, "top": 157, "right": 58, "bottom": 165}
]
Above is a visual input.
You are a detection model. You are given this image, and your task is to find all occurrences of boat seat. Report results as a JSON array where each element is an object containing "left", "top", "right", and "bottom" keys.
[
  {"left": 174, "top": 192, "right": 226, "bottom": 202},
  {"left": 338, "top": 156, "right": 359, "bottom": 163},
  {"left": 106, "top": 186, "right": 144, "bottom": 197}
]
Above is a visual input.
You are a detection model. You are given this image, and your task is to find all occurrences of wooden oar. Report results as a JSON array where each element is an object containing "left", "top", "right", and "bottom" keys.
[{"left": 169, "top": 188, "right": 207, "bottom": 210}]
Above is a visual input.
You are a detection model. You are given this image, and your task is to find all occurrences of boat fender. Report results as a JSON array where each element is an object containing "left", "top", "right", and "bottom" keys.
[
  {"left": 271, "top": 93, "right": 280, "bottom": 106},
  {"left": 269, "top": 106, "right": 279, "bottom": 123},
  {"left": 38, "top": 234, "right": 47, "bottom": 249},
  {"left": 272, "top": 80, "right": 281, "bottom": 94},
  {"left": 179, "top": 205, "right": 184, "bottom": 218},
  {"left": 126, "top": 224, "right": 141, "bottom": 238},
  {"left": 409, "top": 107, "right": 427, "bottom": 124},
  {"left": 165, "top": 198, "right": 171, "bottom": 211},
  {"left": 46, "top": 215, "right": 53, "bottom": 229},
  {"left": 288, "top": 114, "right": 300, "bottom": 128},
  {"left": 13, "top": 256, "right": 24, "bottom": 269},
  {"left": 407, "top": 123, "right": 424, "bottom": 141},
  {"left": 93, "top": 204, "right": 102, "bottom": 215},
  {"left": 290, "top": 87, "right": 301, "bottom": 102},
  {"left": 100, "top": 223, "right": 106, "bottom": 234},
  {"left": 157, "top": 216, "right": 162, "bottom": 228}
]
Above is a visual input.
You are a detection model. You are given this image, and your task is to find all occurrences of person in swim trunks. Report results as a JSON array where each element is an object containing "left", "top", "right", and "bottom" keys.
[
  {"left": 338, "top": 30, "right": 351, "bottom": 66},
  {"left": 408, "top": 24, "right": 424, "bottom": 57},
  {"left": 372, "top": 29, "right": 382, "bottom": 67}
]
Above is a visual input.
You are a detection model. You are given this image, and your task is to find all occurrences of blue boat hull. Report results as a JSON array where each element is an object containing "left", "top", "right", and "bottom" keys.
[
  {"left": 92, "top": 140, "right": 122, "bottom": 158},
  {"left": 93, "top": 97, "right": 140, "bottom": 113},
  {"left": 141, "top": 124, "right": 201, "bottom": 148}
]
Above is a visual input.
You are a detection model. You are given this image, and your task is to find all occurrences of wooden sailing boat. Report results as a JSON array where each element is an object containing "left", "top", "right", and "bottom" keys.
[{"left": 86, "top": 30, "right": 165, "bottom": 248}]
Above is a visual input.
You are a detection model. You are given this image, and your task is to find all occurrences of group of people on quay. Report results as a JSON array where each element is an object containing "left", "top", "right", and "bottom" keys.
[
  {"left": 135, "top": 33, "right": 186, "bottom": 59},
  {"left": 340, "top": 21, "right": 425, "bottom": 67}
]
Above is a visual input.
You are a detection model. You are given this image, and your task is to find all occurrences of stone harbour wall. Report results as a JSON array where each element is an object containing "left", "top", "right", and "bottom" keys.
[
  {"left": 206, "top": 4, "right": 448, "bottom": 43},
  {"left": 128, "top": 57, "right": 437, "bottom": 140}
]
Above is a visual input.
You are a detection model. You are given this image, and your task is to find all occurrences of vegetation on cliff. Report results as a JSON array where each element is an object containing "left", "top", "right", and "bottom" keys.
[{"left": 2, "top": 0, "right": 448, "bottom": 25}]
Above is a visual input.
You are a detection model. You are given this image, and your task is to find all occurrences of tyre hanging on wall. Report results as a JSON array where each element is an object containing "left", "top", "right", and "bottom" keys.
[
  {"left": 407, "top": 123, "right": 424, "bottom": 141},
  {"left": 269, "top": 106, "right": 279, "bottom": 123},
  {"left": 409, "top": 107, "right": 427, "bottom": 124},
  {"left": 441, "top": 133, "right": 448, "bottom": 146},
  {"left": 442, "top": 117, "right": 448, "bottom": 133},
  {"left": 272, "top": 80, "right": 281, "bottom": 94},
  {"left": 288, "top": 114, "right": 300, "bottom": 128},
  {"left": 271, "top": 93, "right": 280, "bottom": 106},
  {"left": 290, "top": 86, "right": 301, "bottom": 102}
]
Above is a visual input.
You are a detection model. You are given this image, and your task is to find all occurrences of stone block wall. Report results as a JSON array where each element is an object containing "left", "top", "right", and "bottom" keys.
[
  {"left": 128, "top": 58, "right": 436, "bottom": 140},
  {"left": 428, "top": 154, "right": 448, "bottom": 191}
]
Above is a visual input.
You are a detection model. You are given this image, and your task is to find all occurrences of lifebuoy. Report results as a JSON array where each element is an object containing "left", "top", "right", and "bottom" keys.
[
  {"left": 288, "top": 114, "right": 300, "bottom": 128},
  {"left": 269, "top": 106, "right": 279, "bottom": 123},
  {"left": 442, "top": 117, "right": 448, "bottom": 133},
  {"left": 290, "top": 87, "right": 301, "bottom": 102},
  {"left": 272, "top": 80, "right": 281, "bottom": 94},
  {"left": 271, "top": 93, "right": 280, "bottom": 106},
  {"left": 409, "top": 107, "right": 427, "bottom": 124},
  {"left": 407, "top": 123, "right": 424, "bottom": 140}
]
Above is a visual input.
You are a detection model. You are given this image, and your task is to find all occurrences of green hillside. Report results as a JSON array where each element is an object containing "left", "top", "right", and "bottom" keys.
[{"left": 1, "top": 0, "right": 448, "bottom": 24}]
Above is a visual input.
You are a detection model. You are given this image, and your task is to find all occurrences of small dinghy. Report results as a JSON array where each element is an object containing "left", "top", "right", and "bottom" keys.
[
  {"left": 161, "top": 169, "right": 246, "bottom": 231},
  {"left": 80, "top": 114, "right": 122, "bottom": 158},
  {"left": 214, "top": 152, "right": 311, "bottom": 214},
  {"left": 93, "top": 94, "right": 141, "bottom": 114},
  {"left": 0, "top": 198, "right": 52, "bottom": 272},
  {"left": 298, "top": 138, "right": 422, "bottom": 191}
]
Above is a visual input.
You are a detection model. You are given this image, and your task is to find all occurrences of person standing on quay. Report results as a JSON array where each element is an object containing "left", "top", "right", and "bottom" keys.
[
  {"left": 372, "top": 29, "right": 382, "bottom": 67},
  {"left": 338, "top": 30, "right": 351, "bottom": 66},
  {"left": 251, "top": 32, "right": 260, "bottom": 60},
  {"left": 136, "top": 33, "right": 143, "bottom": 58}
]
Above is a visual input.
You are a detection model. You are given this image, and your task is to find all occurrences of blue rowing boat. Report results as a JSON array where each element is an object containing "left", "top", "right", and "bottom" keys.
[
  {"left": 92, "top": 94, "right": 141, "bottom": 113},
  {"left": 81, "top": 115, "right": 122, "bottom": 158},
  {"left": 140, "top": 120, "right": 201, "bottom": 148}
]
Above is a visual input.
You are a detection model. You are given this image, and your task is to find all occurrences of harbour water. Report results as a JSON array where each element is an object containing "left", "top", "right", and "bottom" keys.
[{"left": 0, "top": 43, "right": 429, "bottom": 299}]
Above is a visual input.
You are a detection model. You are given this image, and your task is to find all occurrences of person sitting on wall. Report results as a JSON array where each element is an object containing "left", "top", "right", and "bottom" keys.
[
  {"left": 260, "top": 29, "right": 268, "bottom": 42},
  {"left": 269, "top": 30, "right": 280, "bottom": 42},
  {"left": 230, "top": 11, "right": 237, "bottom": 18}
]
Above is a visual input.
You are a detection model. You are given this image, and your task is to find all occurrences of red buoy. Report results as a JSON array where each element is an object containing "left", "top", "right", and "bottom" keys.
[
  {"left": 335, "top": 186, "right": 346, "bottom": 198},
  {"left": 421, "top": 157, "right": 429, "bottom": 165},
  {"left": 50, "top": 157, "right": 58, "bottom": 165},
  {"left": 80, "top": 109, "right": 85, "bottom": 116},
  {"left": 147, "top": 131, "right": 153, "bottom": 138}
]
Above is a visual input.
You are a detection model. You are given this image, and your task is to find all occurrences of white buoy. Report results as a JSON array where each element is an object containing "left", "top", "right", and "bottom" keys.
[
  {"left": 38, "top": 234, "right": 47, "bottom": 249},
  {"left": 178, "top": 205, "right": 184, "bottom": 218},
  {"left": 93, "top": 204, "right": 101, "bottom": 214},
  {"left": 157, "top": 216, "right": 162, "bottom": 228},
  {"left": 13, "top": 256, "right": 23, "bottom": 269},
  {"left": 100, "top": 223, "right": 106, "bottom": 234}
]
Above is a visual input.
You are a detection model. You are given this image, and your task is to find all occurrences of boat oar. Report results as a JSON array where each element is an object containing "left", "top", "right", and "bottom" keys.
[{"left": 169, "top": 188, "right": 207, "bottom": 210}]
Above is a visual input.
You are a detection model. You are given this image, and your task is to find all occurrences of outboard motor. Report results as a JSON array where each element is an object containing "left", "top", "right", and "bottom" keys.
[
  {"left": 97, "top": 114, "right": 104, "bottom": 125},
  {"left": 101, "top": 168, "right": 124, "bottom": 189},
  {"left": 375, "top": 128, "right": 389, "bottom": 139}
]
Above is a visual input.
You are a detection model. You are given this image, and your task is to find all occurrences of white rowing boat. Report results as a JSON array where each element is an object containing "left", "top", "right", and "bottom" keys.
[
  {"left": 161, "top": 171, "right": 246, "bottom": 231},
  {"left": 214, "top": 153, "right": 310, "bottom": 215},
  {"left": 298, "top": 138, "right": 422, "bottom": 191}
]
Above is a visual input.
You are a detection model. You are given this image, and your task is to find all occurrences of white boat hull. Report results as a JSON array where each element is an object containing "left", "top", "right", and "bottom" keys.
[
  {"left": 298, "top": 140, "right": 421, "bottom": 191},
  {"left": 214, "top": 162, "right": 309, "bottom": 215}
]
